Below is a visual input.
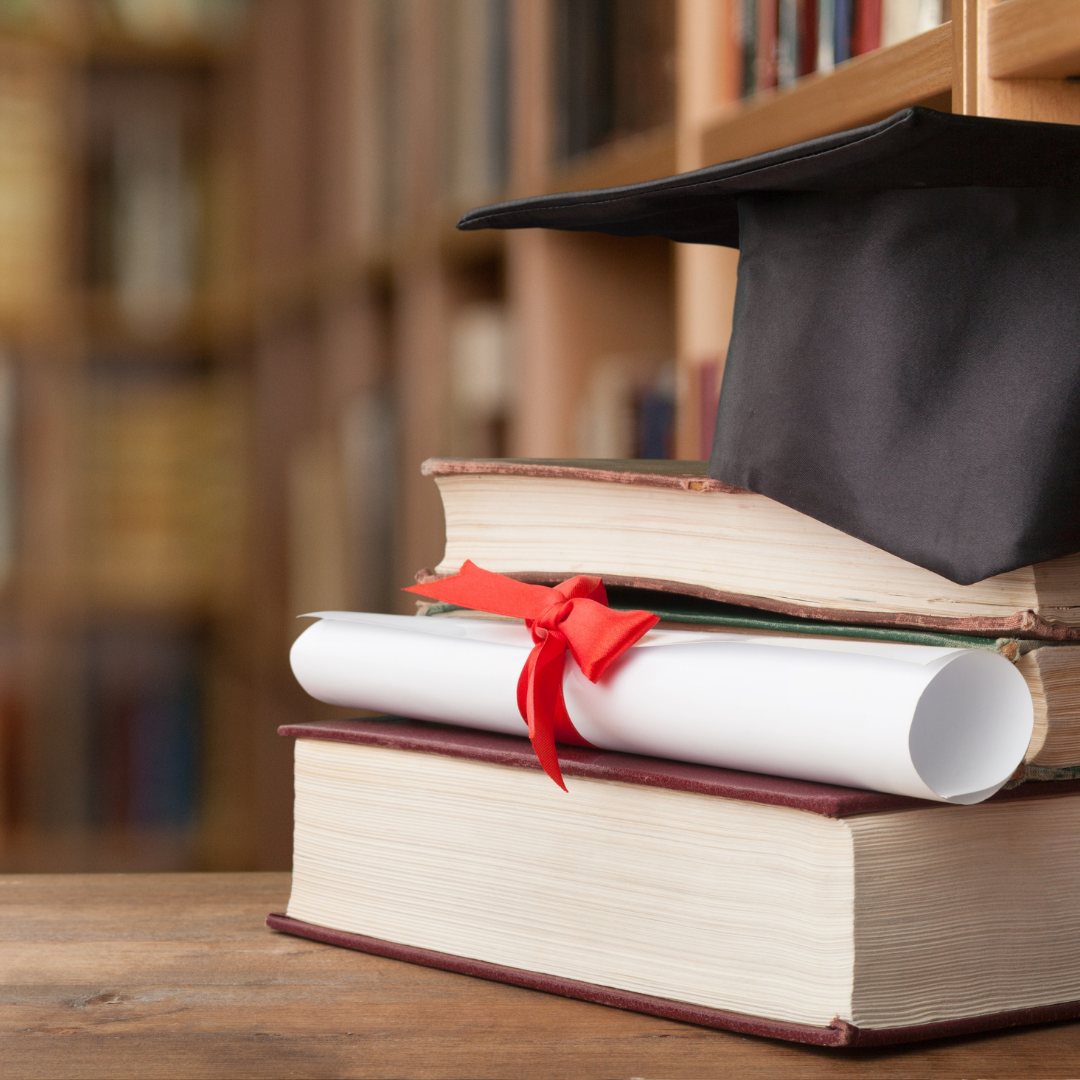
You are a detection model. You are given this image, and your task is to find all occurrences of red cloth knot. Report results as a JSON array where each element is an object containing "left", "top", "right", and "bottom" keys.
[{"left": 405, "top": 560, "right": 659, "bottom": 789}]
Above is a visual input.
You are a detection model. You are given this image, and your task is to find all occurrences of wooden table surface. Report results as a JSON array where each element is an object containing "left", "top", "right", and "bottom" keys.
[{"left": 4, "top": 872, "right": 1080, "bottom": 1079}]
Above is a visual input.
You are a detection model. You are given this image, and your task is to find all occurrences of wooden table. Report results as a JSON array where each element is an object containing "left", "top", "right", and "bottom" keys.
[{"left": 4, "top": 873, "right": 1080, "bottom": 1079}]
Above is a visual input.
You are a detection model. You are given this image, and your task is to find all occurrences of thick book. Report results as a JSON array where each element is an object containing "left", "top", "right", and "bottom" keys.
[
  {"left": 757, "top": 0, "right": 779, "bottom": 88},
  {"left": 421, "top": 457, "right": 1080, "bottom": 640},
  {"left": 740, "top": 0, "right": 759, "bottom": 96},
  {"left": 881, "top": 0, "right": 943, "bottom": 47},
  {"left": 778, "top": 0, "right": 818, "bottom": 84},
  {"left": 851, "top": 0, "right": 881, "bottom": 54},
  {"left": 270, "top": 719, "right": 1080, "bottom": 1047}
]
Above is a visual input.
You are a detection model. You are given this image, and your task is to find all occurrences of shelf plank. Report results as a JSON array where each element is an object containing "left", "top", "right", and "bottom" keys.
[
  {"left": 988, "top": 0, "right": 1080, "bottom": 79},
  {"left": 700, "top": 24, "right": 953, "bottom": 166},
  {"left": 525, "top": 125, "right": 677, "bottom": 197}
]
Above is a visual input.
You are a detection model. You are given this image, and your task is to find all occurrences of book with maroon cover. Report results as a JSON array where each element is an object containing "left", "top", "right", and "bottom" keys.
[
  {"left": 421, "top": 457, "right": 1080, "bottom": 640},
  {"left": 851, "top": 0, "right": 882, "bottom": 54},
  {"left": 757, "top": 0, "right": 779, "bottom": 88},
  {"left": 268, "top": 718, "right": 1080, "bottom": 1047}
]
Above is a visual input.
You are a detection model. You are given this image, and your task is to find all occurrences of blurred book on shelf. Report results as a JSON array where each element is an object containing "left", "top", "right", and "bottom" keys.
[
  {"left": 85, "top": 365, "right": 246, "bottom": 613},
  {"left": 448, "top": 302, "right": 512, "bottom": 459},
  {"left": 84, "top": 63, "right": 209, "bottom": 340},
  {"left": 288, "top": 390, "right": 396, "bottom": 623},
  {"left": 744, "top": 0, "right": 945, "bottom": 88},
  {"left": 108, "top": 0, "right": 249, "bottom": 46},
  {"left": 882, "top": 0, "right": 947, "bottom": 47},
  {"left": 0, "top": 633, "right": 23, "bottom": 839},
  {"left": 554, "top": 0, "right": 675, "bottom": 161},
  {"left": 441, "top": 0, "right": 509, "bottom": 204},
  {"left": 696, "top": 361, "right": 723, "bottom": 462},
  {"left": 0, "top": 354, "right": 18, "bottom": 591},
  {"left": 777, "top": 0, "right": 818, "bottom": 85},
  {"left": 576, "top": 356, "right": 676, "bottom": 460},
  {"left": 87, "top": 621, "right": 201, "bottom": 832},
  {"left": 0, "top": 34, "right": 64, "bottom": 330}
]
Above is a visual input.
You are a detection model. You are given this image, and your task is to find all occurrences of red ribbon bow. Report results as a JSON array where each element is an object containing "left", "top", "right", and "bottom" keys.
[{"left": 405, "top": 561, "right": 659, "bottom": 790}]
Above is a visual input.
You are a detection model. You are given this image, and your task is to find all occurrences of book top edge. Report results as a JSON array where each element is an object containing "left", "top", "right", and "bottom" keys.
[
  {"left": 421, "top": 457, "right": 745, "bottom": 493},
  {"left": 277, "top": 718, "right": 1080, "bottom": 818}
]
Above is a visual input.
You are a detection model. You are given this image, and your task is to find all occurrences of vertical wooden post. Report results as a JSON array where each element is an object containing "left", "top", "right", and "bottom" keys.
[
  {"left": 954, "top": 0, "right": 1080, "bottom": 120},
  {"left": 674, "top": 0, "right": 740, "bottom": 460},
  {"left": 392, "top": 0, "right": 454, "bottom": 607}
]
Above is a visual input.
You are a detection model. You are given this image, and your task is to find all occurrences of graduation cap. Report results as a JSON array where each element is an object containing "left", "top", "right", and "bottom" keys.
[{"left": 458, "top": 107, "right": 1080, "bottom": 586}]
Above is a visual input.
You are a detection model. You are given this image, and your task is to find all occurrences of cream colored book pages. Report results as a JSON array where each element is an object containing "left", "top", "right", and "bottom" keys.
[
  {"left": 287, "top": 738, "right": 858, "bottom": 1028},
  {"left": 1030, "top": 556, "right": 1080, "bottom": 628},
  {"left": 290, "top": 612, "right": 1034, "bottom": 803},
  {"left": 1020, "top": 646, "right": 1080, "bottom": 767},
  {"left": 433, "top": 474, "right": 1051, "bottom": 623},
  {"left": 288, "top": 737, "right": 1080, "bottom": 1032},
  {"left": 848, "top": 796, "right": 1080, "bottom": 1029},
  {"left": 881, "top": 0, "right": 942, "bottom": 48}
]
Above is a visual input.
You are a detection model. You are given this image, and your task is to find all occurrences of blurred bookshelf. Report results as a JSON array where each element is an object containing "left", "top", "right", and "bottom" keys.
[
  {"left": 0, "top": 0, "right": 252, "bottom": 872},
  {"left": 0, "top": 0, "right": 1078, "bottom": 872}
]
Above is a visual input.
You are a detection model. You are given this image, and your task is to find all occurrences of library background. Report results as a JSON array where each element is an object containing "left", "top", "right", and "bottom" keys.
[{"left": 0, "top": 0, "right": 1074, "bottom": 872}]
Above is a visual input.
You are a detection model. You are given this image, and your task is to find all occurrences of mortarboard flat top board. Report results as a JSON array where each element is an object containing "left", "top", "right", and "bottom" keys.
[{"left": 458, "top": 107, "right": 1080, "bottom": 586}]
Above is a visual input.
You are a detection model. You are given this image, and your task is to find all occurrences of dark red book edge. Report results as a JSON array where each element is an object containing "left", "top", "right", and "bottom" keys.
[
  {"left": 265, "top": 912, "right": 1080, "bottom": 1048},
  {"left": 277, "top": 718, "right": 1080, "bottom": 818}
]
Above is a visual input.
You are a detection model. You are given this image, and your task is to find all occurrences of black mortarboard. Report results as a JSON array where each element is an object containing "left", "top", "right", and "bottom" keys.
[{"left": 458, "top": 107, "right": 1080, "bottom": 586}]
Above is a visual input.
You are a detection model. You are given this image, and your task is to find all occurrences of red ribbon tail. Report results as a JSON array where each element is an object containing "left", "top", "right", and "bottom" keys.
[
  {"left": 404, "top": 560, "right": 657, "bottom": 791},
  {"left": 518, "top": 634, "right": 571, "bottom": 791}
]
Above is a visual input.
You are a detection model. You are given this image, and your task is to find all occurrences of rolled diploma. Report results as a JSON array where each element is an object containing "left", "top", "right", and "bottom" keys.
[{"left": 289, "top": 613, "right": 1034, "bottom": 804}]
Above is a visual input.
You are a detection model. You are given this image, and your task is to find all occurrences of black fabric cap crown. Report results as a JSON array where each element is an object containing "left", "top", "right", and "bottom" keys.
[{"left": 457, "top": 108, "right": 1080, "bottom": 585}]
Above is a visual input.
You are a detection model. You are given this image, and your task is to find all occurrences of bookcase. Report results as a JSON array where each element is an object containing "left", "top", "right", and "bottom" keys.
[
  {"left": 0, "top": 2, "right": 253, "bottom": 871},
  {"left": 1, "top": 0, "right": 1079, "bottom": 873}
]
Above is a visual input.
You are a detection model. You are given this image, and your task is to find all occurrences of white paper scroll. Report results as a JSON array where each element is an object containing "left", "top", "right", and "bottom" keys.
[{"left": 289, "top": 612, "right": 1034, "bottom": 804}]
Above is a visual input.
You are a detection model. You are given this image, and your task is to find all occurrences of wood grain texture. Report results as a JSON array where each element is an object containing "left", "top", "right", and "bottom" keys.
[
  {"left": 530, "top": 125, "right": 677, "bottom": 198},
  {"left": 954, "top": 0, "right": 1080, "bottom": 126},
  {"left": 988, "top": 0, "right": 1080, "bottom": 78},
  {"left": 700, "top": 25, "right": 953, "bottom": 165},
  {"left": 4, "top": 872, "right": 1080, "bottom": 1079}
]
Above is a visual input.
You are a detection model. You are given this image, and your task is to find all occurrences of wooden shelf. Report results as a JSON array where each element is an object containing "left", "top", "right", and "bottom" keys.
[
  {"left": 248, "top": 208, "right": 504, "bottom": 329},
  {"left": 528, "top": 125, "right": 678, "bottom": 198},
  {"left": 700, "top": 24, "right": 953, "bottom": 166},
  {"left": 0, "top": 4, "right": 243, "bottom": 69},
  {"left": 399, "top": 201, "right": 506, "bottom": 265},
  {"left": 82, "top": 288, "right": 251, "bottom": 354},
  {"left": 988, "top": 0, "right": 1080, "bottom": 79}
]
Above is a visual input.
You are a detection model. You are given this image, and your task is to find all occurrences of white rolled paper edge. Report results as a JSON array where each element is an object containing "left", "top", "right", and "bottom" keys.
[{"left": 289, "top": 614, "right": 1035, "bottom": 804}]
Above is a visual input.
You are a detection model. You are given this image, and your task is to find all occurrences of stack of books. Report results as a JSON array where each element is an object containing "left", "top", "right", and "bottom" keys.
[{"left": 270, "top": 456, "right": 1080, "bottom": 1047}]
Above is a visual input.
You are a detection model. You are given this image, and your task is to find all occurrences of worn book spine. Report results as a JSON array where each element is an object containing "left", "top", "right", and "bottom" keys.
[
  {"left": 852, "top": 0, "right": 882, "bottom": 53},
  {"left": 741, "top": 0, "right": 759, "bottom": 96},
  {"left": 798, "top": 0, "right": 819, "bottom": 74},
  {"left": 778, "top": 0, "right": 799, "bottom": 84},
  {"left": 834, "top": 0, "right": 854, "bottom": 61},
  {"left": 817, "top": 0, "right": 836, "bottom": 69},
  {"left": 757, "top": 0, "right": 779, "bottom": 88}
]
